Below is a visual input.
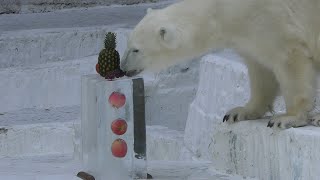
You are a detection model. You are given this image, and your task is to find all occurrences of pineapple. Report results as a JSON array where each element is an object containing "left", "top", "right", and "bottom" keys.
[{"left": 97, "top": 32, "right": 124, "bottom": 79}]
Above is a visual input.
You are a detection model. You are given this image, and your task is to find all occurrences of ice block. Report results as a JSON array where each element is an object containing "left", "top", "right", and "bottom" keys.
[{"left": 80, "top": 75, "right": 147, "bottom": 180}]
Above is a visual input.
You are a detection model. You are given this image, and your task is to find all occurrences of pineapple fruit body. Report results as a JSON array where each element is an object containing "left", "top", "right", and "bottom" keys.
[{"left": 96, "top": 32, "right": 125, "bottom": 79}]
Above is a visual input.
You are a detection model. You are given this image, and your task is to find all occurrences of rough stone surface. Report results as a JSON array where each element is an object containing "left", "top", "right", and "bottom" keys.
[
  {"left": 0, "top": 0, "right": 21, "bottom": 14},
  {"left": 1, "top": 0, "right": 173, "bottom": 14},
  {"left": 0, "top": 28, "right": 130, "bottom": 68},
  {"left": 146, "top": 126, "right": 185, "bottom": 161},
  {"left": 0, "top": 1, "right": 174, "bottom": 68},
  {"left": 184, "top": 54, "right": 320, "bottom": 180},
  {"left": 0, "top": 56, "right": 97, "bottom": 112},
  {"left": 0, "top": 154, "right": 255, "bottom": 180},
  {"left": 145, "top": 58, "right": 200, "bottom": 130},
  {"left": 0, "top": 2, "right": 173, "bottom": 33},
  {"left": 0, "top": 106, "right": 79, "bottom": 126},
  {"left": 0, "top": 122, "right": 75, "bottom": 157}
]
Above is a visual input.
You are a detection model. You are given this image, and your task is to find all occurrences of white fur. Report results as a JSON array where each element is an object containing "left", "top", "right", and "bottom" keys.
[{"left": 121, "top": 0, "right": 320, "bottom": 129}]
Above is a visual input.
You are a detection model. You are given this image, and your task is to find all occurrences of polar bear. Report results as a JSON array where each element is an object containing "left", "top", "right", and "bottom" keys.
[{"left": 120, "top": 0, "right": 320, "bottom": 129}]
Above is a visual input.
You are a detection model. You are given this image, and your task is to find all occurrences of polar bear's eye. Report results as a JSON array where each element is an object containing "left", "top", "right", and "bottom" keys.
[{"left": 132, "top": 49, "right": 139, "bottom": 53}]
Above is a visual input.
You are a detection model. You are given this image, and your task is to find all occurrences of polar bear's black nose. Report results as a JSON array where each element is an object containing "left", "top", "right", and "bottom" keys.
[
  {"left": 125, "top": 70, "right": 137, "bottom": 77},
  {"left": 120, "top": 59, "right": 138, "bottom": 77}
]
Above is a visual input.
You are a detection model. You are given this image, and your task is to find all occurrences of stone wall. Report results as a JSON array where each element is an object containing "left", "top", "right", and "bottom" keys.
[{"left": 0, "top": 0, "right": 166, "bottom": 14}]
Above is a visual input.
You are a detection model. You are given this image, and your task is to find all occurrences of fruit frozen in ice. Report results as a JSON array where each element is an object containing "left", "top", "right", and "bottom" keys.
[
  {"left": 111, "top": 119, "right": 127, "bottom": 135},
  {"left": 108, "top": 92, "right": 126, "bottom": 108},
  {"left": 96, "top": 63, "right": 100, "bottom": 74},
  {"left": 111, "top": 139, "right": 127, "bottom": 158}
]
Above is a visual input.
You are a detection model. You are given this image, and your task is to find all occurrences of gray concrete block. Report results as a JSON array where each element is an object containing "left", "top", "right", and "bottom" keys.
[{"left": 1, "top": 0, "right": 168, "bottom": 14}]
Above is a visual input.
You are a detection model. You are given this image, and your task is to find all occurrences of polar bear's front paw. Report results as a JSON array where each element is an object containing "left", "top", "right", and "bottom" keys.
[
  {"left": 267, "top": 115, "right": 308, "bottom": 129},
  {"left": 223, "top": 107, "right": 263, "bottom": 123}
]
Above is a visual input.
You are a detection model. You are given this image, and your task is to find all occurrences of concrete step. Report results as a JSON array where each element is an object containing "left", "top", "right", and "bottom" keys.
[
  {"left": 1, "top": 0, "right": 173, "bottom": 14},
  {"left": 0, "top": 56, "right": 97, "bottom": 112},
  {"left": 0, "top": 1, "right": 174, "bottom": 68},
  {"left": 0, "top": 154, "right": 81, "bottom": 180},
  {"left": 0, "top": 27, "right": 130, "bottom": 68},
  {"left": 0, "top": 154, "right": 254, "bottom": 180},
  {"left": 0, "top": 106, "right": 78, "bottom": 157},
  {"left": 0, "top": 106, "right": 186, "bottom": 159},
  {"left": 0, "top": 1, "right": 173, "bottom": 32},
  {"left": 184, "top": 54, "right": 320, "bottom": 180}
]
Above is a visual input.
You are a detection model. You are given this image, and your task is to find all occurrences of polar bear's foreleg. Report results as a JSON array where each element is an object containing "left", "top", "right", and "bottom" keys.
[
  {"left": 267, "top": 56, "right": 316, "bottom": 129},
  {"left": 223, "top": 60, "right": 279, "bottom": 123}
]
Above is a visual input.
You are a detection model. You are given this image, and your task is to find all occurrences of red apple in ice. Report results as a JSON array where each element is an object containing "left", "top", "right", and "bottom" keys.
[
  {"left": 108, "top": 92, "right": 126, "bottom": 108},
  {"left": 111, "top": 119, "right": 127, "bottom": 135},
  {"left": 111, "top": 139, "right": 127, "bottom": 158},
  {"left": 96, "top": 63, "right": 100, "bottom": 74}
]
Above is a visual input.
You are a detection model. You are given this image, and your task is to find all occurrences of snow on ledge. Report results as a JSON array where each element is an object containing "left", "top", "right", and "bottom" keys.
[{"left": 184, "top": 54, "right": 320, "bottom": 180}]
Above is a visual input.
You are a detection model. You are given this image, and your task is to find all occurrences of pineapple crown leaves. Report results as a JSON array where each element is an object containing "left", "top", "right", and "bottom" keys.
[{"left": 104, "top": 32, "right": 117, "bottom": 49}]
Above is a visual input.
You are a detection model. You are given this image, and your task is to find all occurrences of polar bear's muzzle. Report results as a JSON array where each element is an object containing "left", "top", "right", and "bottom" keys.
[
  {"left": 125, "top": 69, "right": 143, "bottom": 77},
  {"left": 120, "top": 49, "right": 144, "bottom": 77},
  {"left": 120, "top": 58, "right": 143, "bottom": 77}
]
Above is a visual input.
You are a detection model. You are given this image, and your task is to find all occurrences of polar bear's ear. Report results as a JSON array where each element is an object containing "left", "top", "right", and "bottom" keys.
[{"left": 158, "top": 26, "right": 179, "bottom": 49}]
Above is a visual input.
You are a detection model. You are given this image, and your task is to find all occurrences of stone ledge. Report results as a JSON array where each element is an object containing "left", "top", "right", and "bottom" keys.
[
  {"left": 187, "top": 109, "right": 320, "bottom": 180},
  {"left": 146, "top": 126, "right": 185, "bottom": 161},
  {"left": 0, "top": 27, "right": 130, "bottom": 68},
  {"left": 0, "top": 56, "right": 98, "bottom": 112},
  {"left": 1, "top": 0, "right": 171, "bottom": 14},
  {"left": 0, "top": 122, "right": 75, "bottom": 157},
  {"left": 184, "top": 53, "right": 320, "bottom": 180},
  {"left": 0, "top": 113, "right": 186, "bottom": 161}
]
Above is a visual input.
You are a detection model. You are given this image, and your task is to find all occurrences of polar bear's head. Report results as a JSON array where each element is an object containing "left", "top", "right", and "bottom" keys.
[{"left": 120, "top": 8, "right": 198, "bottom": 76}]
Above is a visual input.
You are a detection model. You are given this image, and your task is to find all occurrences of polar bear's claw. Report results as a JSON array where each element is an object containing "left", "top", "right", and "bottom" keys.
[
  {"left": 267, "top": 115, "right": 309, "bottom": 129},
  {"left": 222, "top": 115, "right": 230, "bottom": 122},
  {"left": 223, "top": 106, "right": 264, "bottom": 124},
  {"left": 223, "top": 114, "right": 238, "bottom": 122},
  {"left": 267, "top": 121, "right": 274, "bottom": 128}
]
